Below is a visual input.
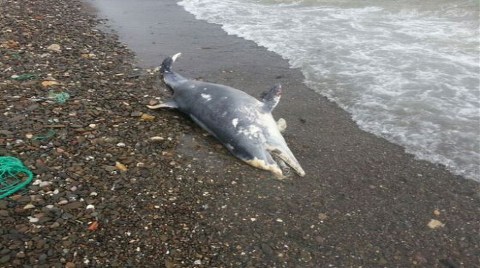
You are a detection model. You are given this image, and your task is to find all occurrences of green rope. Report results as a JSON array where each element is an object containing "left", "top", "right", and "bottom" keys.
[
  {"left": 10, "top": 73, "right": 37, "bottom": 81},
  {"left": 0, "top": 156, "right": 34, "bottom": 199},
  {"left": 33, "top": 129, "right": 56, "bottom": 141}
]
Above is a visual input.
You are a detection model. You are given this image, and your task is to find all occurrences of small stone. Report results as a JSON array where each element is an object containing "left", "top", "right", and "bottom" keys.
[
  {"left": 315, "top": 236, "right": 325, "bottom": 244},
  {"left": 261, "top": 243, "right": 274, "bottom": 257},
  {"left": 62, "top": 201, "right": 83, "bottom": 210},
  {"left": 65, "top": 262, "right": 76, "bottom": 268},
  {"left": 433, "top": 209, "right": 441, "bottom": 216},
  {"left": 115, "top": 161, "right": 128, "bottom": 171},
  {"left": 16, "top": 195, "right": 31, "bottom": 203},
  {"left": 299, "top": 250, "right": 312, "bottom": 262},
  {"left": 276, "top": 218, "right": 283, "bottom": 223},
  {"left": 427, "top": 219, "right": 445, "bottom": 229},
  {"left": 58, "top": 200, "right": 68, "bottom": 205},
  {"left": 38, "top": 253, "right": 47, "bottom": 263},
  {"left": 140, "top": 113, "right": 155, "bottom": 121},
  {"left": 88, "top": 221, "right": 99, "bottom": 231},
  {"left": 378, "top": 257, "right": 388, "bottom": 265},
  {"left": 39, "top": 181, "right": 51, "bottom": 187},
  {"left": 130, "top": 111, "right": 142, "bottom": 117},
  {"left": 47, "top": 44, "right": 61, "bottom": 52},
  {"left": 412, "top": 252, "right": 427, "bottom": 265},
  {"left": 28, "top": 216, "right": 39, "bottom": 223},
  {"left": 16, "top": 252, "right": 26, "bottom": 258},
  {"left": 81, "top": 53, "right": 96, "bottom": 59},
  {"left": 193, "top": 260, "right": 202, "bottom": 265},
  {"left": 0, "top": 255, "right": 10, "bottom": 264},
  {"left": 103, "top": 165, "right": 116, "bottom": 172},
  {"left": 116, "top": 142, "right": 126, "bottom": 147},
  {"left": 86, "top": 204, "right": 95, "bottom": 210},
  {"left": 88, "top": 124, "right": 97, "bottom": 129},
  {"left": 23, "top": 204, "right": 35, "bottom": 209},
  {"left": 318, "top": 213, "right": 328, "bottom": 221},
  {"left": 41, "top": 80, "right": 60, "bottom": 87}
]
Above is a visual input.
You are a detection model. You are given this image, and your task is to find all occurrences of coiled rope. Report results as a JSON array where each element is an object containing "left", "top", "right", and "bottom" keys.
[{"left": 0, "top": 156, "right": 34, "bottom": 199}]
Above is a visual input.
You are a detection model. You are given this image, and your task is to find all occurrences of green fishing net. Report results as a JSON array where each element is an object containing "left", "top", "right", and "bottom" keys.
[
  {"left": 0, "top": 156, "right": 34, "bottom": 199},
  {"left": 48, "top": 90, "right": 70, "bottom": 104}
]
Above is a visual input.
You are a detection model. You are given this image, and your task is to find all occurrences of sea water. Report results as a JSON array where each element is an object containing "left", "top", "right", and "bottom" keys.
[{"left": 178, "top": 0, "right": 480, "bottom": 181}]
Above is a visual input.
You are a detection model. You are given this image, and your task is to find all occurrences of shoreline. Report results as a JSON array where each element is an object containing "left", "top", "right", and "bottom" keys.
[
  {"left": 78, "top": 0, "right": 480, "bottom": 265},
  {"left": 1, "top": 0, "right": 479, "bottom": 266}
]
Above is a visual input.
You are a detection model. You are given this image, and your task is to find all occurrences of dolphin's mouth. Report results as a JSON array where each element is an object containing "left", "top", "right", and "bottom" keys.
[
  {"left": 271, "top": 152, "right": 292, "bottom": 177},
  {"left": 267, "top": 146, "right": 305, "bottom": 177}
]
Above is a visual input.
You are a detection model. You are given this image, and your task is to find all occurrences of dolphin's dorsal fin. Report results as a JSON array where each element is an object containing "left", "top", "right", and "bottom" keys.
[{"left": 260, "top": 84, "right": 282, "bottom": 112}]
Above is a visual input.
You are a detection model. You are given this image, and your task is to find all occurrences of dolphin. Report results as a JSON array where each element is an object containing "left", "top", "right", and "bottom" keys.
[{"left": 148, "top": 53, "right": 305, "bottom": 178}]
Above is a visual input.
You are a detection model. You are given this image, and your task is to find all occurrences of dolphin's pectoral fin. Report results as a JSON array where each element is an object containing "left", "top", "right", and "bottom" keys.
[
  {"left": 260, "top": 84, "right": 282, "bottom": 112},
  {"left": 276, "top": 118, "right": 287, "bottom": 133},
  {"left": 267, "top": 144, "right": 305, "bottom": 177},
  {"left": 147, "top": 100, "right": 178, "bottom": 110}
]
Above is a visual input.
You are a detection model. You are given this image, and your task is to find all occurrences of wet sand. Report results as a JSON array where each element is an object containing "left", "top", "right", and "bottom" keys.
[{"left": 1, "top": 0, "right": 478, "bottom": 266}]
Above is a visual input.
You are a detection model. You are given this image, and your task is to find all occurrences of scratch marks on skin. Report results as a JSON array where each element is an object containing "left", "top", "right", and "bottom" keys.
[
  {"left": 232, "top": 118, "right": 239, "bottom": 128},
  {"left": 201, "top": 93, "right": 212, "bottom": 101}
]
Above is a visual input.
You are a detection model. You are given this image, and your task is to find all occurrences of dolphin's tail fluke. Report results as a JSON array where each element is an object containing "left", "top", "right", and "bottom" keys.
[{"left": 160, "top": 53, "right": 182, "bottom": 74}]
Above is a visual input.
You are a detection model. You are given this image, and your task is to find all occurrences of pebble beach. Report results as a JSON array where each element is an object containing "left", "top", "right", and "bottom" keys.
[{"left": 1, "top": 0, "right": 479, "bottom": 267}]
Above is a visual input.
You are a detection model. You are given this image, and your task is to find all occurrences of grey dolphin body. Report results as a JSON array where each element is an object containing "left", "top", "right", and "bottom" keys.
[{"left": 148, "top": 53, "right": 305, "bottom": 178}]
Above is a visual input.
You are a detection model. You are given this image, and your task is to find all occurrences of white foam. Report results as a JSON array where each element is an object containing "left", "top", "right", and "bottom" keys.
[{"left": 179, "top": 0, "right": 480, "bottom": 181}]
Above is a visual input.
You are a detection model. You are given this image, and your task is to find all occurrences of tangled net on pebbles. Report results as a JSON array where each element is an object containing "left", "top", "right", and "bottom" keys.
[{"left": 0, "top": 156, "right": 34, "bottom": 199}]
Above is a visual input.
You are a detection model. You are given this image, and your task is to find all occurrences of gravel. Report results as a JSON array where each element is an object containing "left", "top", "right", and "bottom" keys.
[{"left": 1, "top": 0, "right": 479, "bottom": 267}]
